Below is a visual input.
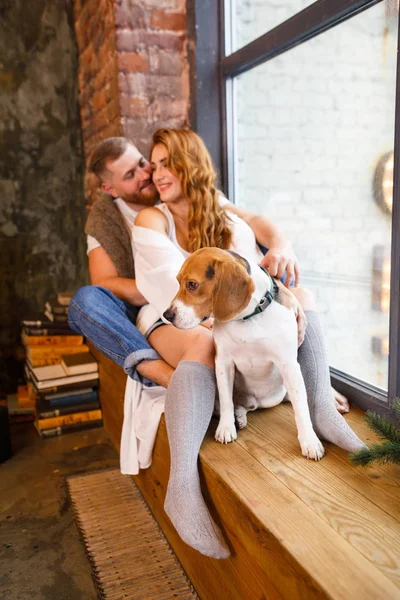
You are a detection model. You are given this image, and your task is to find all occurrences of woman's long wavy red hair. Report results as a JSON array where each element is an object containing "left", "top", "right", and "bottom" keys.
[{"left": 151, "top": 128, "right": 232, "bottom": 252}]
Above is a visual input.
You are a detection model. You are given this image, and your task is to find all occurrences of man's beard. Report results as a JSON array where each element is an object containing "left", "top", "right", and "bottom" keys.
[{"left": 123, "top": 182, "right": 158, "bottom": 206}]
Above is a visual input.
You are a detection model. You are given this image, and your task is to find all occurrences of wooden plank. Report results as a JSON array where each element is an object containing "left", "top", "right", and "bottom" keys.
[
  {"left": 98, "top": 366, "right": 123, "bottom": 452},
  {"left": 201, "top": 422, "right": 400, "bottom": 600},
  {"left": 270, "top": 402, "right": 400, "bottom": 520},
  {"left": 89, "top": 344, "right": 125, "bottom": 451},
  {"left": 234, "top": 405, "right": 400, "bottom": 587}
]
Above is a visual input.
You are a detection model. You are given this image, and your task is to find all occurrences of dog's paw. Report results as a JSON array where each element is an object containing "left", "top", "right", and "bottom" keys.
[
  {"left": 215, "top": 420, "right": 237, "bottom": 444},
  {"left": 234, "top": 406, "right": 248, "bottom": 429},
  {"left": 299, "top": 434, "right": 325, "bottom": 461}
]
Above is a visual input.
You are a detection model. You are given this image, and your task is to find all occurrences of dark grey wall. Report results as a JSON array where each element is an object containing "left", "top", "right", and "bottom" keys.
[{"left": 0, "top": 0, "right": 88, "bottom": 394}]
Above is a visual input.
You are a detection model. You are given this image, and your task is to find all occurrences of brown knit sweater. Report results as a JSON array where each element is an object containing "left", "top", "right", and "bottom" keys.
[{"left": 85, "top": 196, "right": 135, "bottom": 279}]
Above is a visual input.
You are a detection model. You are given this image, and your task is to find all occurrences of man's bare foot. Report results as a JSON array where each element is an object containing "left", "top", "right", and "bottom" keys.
[{"left": 332, "top": 387, "right": 349, "bottom": 413}]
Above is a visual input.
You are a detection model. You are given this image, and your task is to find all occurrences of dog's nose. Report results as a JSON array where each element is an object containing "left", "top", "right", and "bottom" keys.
[{"left": 163, "top": 308, "right": 176, "bottom": 323}]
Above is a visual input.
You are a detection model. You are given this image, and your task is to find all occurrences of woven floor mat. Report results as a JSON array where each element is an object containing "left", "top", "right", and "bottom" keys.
[{"left": 67, "top": 468, "right": 199, "bottom": 600}]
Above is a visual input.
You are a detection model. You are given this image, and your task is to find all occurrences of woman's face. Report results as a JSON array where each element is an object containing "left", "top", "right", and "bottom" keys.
[{"left": 150, "top": 144, "right": 184, "bottom": 204}]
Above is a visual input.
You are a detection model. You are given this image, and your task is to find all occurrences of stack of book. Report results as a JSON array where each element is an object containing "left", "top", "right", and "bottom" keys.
[
  {"left": 21, "top": 291, "right": 102, "bottom": 438},
  {"left": 30, "top": 353, "right": 101, "bottom": 439},
  {"left": 43, "top": 291, "right": 73, "bottom": 324}
]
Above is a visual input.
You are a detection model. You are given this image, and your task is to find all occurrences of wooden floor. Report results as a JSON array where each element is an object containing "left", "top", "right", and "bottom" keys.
[{"left": 89, "top": 344, "right": 400, "bottom": 600}]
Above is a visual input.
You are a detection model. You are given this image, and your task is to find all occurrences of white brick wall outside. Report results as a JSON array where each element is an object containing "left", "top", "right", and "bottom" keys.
[{"left": 233, "top": 1, "right": 395, "bottom": 389}]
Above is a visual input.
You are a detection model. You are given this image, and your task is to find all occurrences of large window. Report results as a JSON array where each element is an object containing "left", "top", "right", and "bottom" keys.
[
  {"left": 220, "top": 0, "right": 400, "bottom": 417},
  {"left": 231, "top": 0, "right": 315, "bottom": 50}
]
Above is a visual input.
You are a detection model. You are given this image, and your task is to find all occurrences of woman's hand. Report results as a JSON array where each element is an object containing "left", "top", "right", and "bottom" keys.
[{"left": 260, "top": 243, "right": 300, "bottom": 287}]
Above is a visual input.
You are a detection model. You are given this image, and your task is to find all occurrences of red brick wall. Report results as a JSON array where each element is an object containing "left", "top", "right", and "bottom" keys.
[
  {"left": 73, "top": 0, "right": 190, "bottom": 203},
  {"left": 74, "top": 0, "right": 122, "bottom": 160}
]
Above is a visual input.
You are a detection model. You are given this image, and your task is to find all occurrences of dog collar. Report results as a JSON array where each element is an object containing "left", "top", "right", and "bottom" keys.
[{"left": 242, "top": 266, "right": 278, "bottom": 321}]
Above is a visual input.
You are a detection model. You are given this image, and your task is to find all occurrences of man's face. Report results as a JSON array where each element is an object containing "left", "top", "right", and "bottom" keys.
[{"left": 102, "top": 144, "right": 158, "bottom": 206}]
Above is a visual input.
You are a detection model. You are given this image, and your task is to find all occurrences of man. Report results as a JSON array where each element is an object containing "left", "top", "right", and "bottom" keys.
[
  {"left": 69, "top": 135, "right": 364, "bottom": 559},
  {"left": 69, "top": 138, "right": 173, "bottom": 388}
]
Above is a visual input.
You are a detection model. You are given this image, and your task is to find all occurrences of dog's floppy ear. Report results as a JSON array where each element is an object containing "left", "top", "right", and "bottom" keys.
[{"left": 212, "top": 259, "right": 255, "bottom": 322}]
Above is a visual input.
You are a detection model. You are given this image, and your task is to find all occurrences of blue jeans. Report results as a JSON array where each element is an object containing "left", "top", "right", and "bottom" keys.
[{"left": 68, "top": 286, "right": 160, "bottom": 385}]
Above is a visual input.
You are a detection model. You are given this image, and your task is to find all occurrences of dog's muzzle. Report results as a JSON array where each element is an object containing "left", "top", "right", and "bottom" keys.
[{"left": 163, "top": 307, "right": 176, "bottom": 323}]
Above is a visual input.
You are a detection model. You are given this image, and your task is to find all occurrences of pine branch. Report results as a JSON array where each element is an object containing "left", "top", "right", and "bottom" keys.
[
  {"left": 393, "top": 398, "right": 400, "bottom": 421},
  {"left": 363, "top": 410, "right": 400, "bottom": 444},
  {"left": 350, "top": 441, "right": 400, "bottom": 466}
]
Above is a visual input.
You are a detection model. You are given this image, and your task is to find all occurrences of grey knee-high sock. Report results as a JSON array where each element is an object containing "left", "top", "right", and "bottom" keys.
[
  {"left": 298, "top": 311, "right": 366, "bottom": 453},
  {"left": 164, "top": 360, "right": 230, "bottom": 559}
]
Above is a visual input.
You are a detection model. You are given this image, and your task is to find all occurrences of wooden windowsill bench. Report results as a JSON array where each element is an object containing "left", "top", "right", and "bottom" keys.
[{"left": 89, "top": 343, "right": 400, "bottom": 600}]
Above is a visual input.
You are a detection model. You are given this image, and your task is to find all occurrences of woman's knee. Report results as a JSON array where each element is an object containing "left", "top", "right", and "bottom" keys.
[
  {"left": 149, "top": 324, "right": 215, "bottom": 369},
  {"left": 178, "top": 327, "right": 215, "bottom": 368},
  {"left": 191, "top": 328, "right": 215, "bottom": 361},
  {"left": 291, "top": 287, "right": 316, "bottom": 311}
]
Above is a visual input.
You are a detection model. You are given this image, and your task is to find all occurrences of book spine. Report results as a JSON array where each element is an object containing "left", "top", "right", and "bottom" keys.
[
  {"left": 41, "top": 387, "right": 94, "bottom": 400},
  {"left": 42, "top": 390, "right": 98, "bottom": 407},
  {"left": 27, "top": 345, "right": 89, "bottom": 359},
  {"left": 36, "top": 401, "right": 100, "bottom": 419},
  {"left": 36, "top": 409, "right": 102, "bottom": 430},
  {"left": 62, "top": 365, "right": 98, "bottom": 377},
  {"left": 17, "top": 385, "right": 31, "bottom": 407},
  {"left": 32, "top": 380, "right": 98, "bottom": 396},
  {"left": 45, "top": 302, "right": 69, "bottom": 315},
  {"left": 23, "top": 327, "right": 76, "bottom": 336},
  {"left": 57, "top": 296, "right": 73, "bottom": 306},
  {"left": 35, "top": 372, "right": 99, "bottom": 391},
  {"left": 44, "top": 310, "right": 69, "bottom": 323},
  {"left": 53, "top": 307, "right": 69, "bottom": 315},
  {"left": 35, "top": 420, "right": 103, "bottom": 438},
  {"left": 22, "top": 320, "right": 71, "bottom": 329},
  {"left": 51, "top": 314, "right": 69, "bottom": 323},
  {"left": 9, "top": 413, "right": 35, "bottom": 424},
  {"left": 22, "top": 335, "right": 83, "bottom": 346},
  {"left": 24, "top": 364, "right": 31, "bottom": 382},
  {"left": 28, "top": 357, "right": 65, "bottom": 368}
]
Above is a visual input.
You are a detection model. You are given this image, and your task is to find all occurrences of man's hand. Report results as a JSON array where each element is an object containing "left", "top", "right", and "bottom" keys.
[
  {"left": 223, "top": 203, "right": 300, "bottom": 287},
  {"left": 260, "top": 244, "right": 300, "bottom": 287}
]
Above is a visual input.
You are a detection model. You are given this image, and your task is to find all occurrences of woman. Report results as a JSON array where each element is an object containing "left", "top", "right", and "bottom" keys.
[{"left": 133, "top": 128, "right": 365, "bottom": 559}]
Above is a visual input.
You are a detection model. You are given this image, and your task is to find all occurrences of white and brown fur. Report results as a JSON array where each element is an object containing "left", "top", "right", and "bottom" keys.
[{"left": 163, "top": 247, "right": 325, "bottom": 460}]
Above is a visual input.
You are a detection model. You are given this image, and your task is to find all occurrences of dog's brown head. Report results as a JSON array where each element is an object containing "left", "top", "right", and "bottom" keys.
[{"left": 163, "top": 248, "right": 255, "bottom": 328}]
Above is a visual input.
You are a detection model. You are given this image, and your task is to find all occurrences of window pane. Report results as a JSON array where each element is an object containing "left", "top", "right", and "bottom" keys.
[
  {"left": 231, "top": 0, "right": 314, "bottom": 52},
  {"left": 234, "top": 2, "right": 396, "bottom": 390}
]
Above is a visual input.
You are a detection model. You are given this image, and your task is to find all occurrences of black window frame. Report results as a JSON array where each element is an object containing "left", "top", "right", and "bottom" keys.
[{"left": 189, "top": 0, "right": 400, "bottom": 421}]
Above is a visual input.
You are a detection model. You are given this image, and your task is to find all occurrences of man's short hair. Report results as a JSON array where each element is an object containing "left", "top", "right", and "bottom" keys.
[{"left": 88, "top": 137, "right": 135, "bottom": 181}]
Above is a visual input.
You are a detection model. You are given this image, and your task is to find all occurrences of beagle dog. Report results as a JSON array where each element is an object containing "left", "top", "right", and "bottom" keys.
[{"left": 163, "top": 247, "right": 325, "bottom": 460}]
